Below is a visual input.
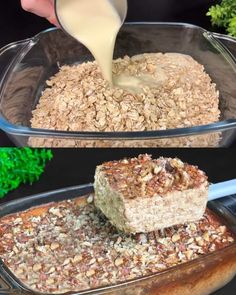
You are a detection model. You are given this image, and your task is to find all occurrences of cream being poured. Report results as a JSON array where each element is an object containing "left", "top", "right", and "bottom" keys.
[{"left": 56, "top": 0, "right": 125, "bottom": 86}]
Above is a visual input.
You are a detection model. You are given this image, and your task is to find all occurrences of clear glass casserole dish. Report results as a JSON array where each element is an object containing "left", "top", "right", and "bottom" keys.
[
  {"left": 0, "top": 184, "right": 235, "bottom": 295},
  {"left": 0, "top": 22, "right": 236, "bottom": 147}
]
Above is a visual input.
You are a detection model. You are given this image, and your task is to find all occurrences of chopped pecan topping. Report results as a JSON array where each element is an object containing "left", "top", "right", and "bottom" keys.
[
  {"left": 98, "top": 155, "right": 208, "bottom": 199},
  {"left": 0, "top": 196, "right": 234, "bottom": 294}
]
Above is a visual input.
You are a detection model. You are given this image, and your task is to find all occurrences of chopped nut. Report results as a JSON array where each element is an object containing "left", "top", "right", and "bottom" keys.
[
  {"left": 195, "top": 237, "right": 204, "bottom": 247},
  {"left": 46, "top": 278, "right": 55, "bottom": 284},
  {"left": 166, "top": 254, "right": 179, "bottom": 264},
  {"left": 115, "top": 257, "right": 124, "bottom": 266},
  {"left": 72, "top": 255, "right": 83, "bottom": 263},
  {"left": 13, "top": 246, "right": 19, "bottom": 254},
  {"left": 33, "top": 264, "right": 42, "bottom": 272},
  {"left": 83, "top": 241, "right": 92, "bottom": 247},
  {"left": 15, "top": 268, "right": 24, "bottom": 275},
  {"left": 154, "top": 166, "right": 162, "bottom": 175},
  {"left": 49, "top": 207, "right": 63, "bottom": 218},
  {"left": 142, "top": 173, "right": 153, "bottom": 182},
  {"left": 0, "top": 195, "right": 234, "bottom": 294},
  {"left": 172, "top": 234, "right": 180, "bottom": 242},
  {"left": 87, "top": 195, "right": 94, "bottom": 204},
  {"left": 203, "top": 232, "right": 210, "bottom": 242},
  {"left": 218, "top": 226, "right": 226, "bottom": 234},
  {"left": 189, "top": 223, "right": 197, "bottom": 231},
  {"left": 86, "top": 269, "right": 95, "bottom": 277},
  {"left": 228, "top": 237, "right": 234, "bottom": 243},
  {"left": 50, "top": 242, "right": 60, "bottom": 250},
  {"left": 185, "top": 250, "right": 194, "bottom": 260},
  {"left": 14, "top": 218, "right": 22, "bottom": 225}
]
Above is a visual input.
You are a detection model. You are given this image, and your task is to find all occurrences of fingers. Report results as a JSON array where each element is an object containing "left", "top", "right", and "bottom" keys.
[
  {"left": 21, "top": 0, "right": 59, "bottom": 26},
  {"left": 21, "top": 0, "right": 53, "bottom": 17}
]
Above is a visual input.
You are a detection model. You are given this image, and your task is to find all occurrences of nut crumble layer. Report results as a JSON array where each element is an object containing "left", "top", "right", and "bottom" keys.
[
  {"left": 0, "top": 196, "right": 234, "bottom": 294},
  {"left": 97, "top": 154, "right": 208, "bottom": 199}
]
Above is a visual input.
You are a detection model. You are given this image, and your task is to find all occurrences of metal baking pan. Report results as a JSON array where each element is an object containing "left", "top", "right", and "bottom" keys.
[{"left": 0, "top": 184, "right": 235, "bottom": 295}]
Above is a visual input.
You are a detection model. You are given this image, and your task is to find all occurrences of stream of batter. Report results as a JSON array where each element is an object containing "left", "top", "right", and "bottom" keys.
[{"left": 57, "top": 0, "right": 152, "bottom": 91}]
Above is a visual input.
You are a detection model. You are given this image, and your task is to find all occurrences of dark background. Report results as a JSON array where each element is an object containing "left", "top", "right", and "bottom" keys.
[
  {"left": 0, "top": 148, "right": 236, "bottom": 295},
  {"left": 0, "top": 0, "right": 229, "bottom": 146},
  {"left": 0, "top": 0, "right": 219, "bottom": 48}
]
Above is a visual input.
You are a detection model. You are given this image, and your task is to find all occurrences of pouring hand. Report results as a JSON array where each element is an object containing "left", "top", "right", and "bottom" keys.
[{"left": 21, "top": 0, "right": 59, "bottom": 27}]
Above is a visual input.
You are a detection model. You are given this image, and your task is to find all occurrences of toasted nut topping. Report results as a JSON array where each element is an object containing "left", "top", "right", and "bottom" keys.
[
  {"left": 46, "top": 278, "right": 55, "bottom": 285},
  {"left": 195, "top": 237, "right": 204, "bottom": 247},
  {"left": 185, "top": 250, "right": 194, "bottom": 260},
  {"left": 72, "top": 255, "right": 83, "bottom": 263},
  {"left": 86, "top": 269, "right": 95, "bottom": 277},
  {"left": 49, "top": 207, "right": 63, "bottom": 218},
  {"left": 87, "top": 195, "right": 94, "bottom": 204},
  {"left": 218, "top": 226, "right": 227, "bottom": 234},
  {"left": 33, "top": 264, "right": 42, "bottom": 272},
  {"left": 115, "top": 257, "right": 124, "bottom": 266},
  {"left": 50, "top": 243, "right": 60, "bottom": 250},
  {"left": 98, "top": 155, "right": 208, "bottom": 199},
  {"left": 203, "top": 232, "right": 210, "bottom": 242},
  {"left": 172, "top": 234, "right": 181, "bottom": 243},
  {"left": 0, "top": 196, "right": 234, "bottom": 294}
]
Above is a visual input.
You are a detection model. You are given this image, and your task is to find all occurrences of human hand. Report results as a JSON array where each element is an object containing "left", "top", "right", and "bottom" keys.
[{"left": 21, "top": 0, "right": 59, "bottom": 26}]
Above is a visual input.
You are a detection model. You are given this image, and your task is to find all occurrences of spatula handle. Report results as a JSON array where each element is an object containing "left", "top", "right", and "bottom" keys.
[{"left": 209, "top": 179, "right": 236, "bottom": 201}]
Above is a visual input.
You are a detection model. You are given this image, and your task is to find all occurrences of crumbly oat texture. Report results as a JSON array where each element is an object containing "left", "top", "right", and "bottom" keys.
[
  {"left": 94, "top": 155, "right": 209, "bottom": 233},
  {"left": 29, "top": 53, "right": 220, "bottom": 147},
  {"left": 0, "top": 196, "right": 234, "bottom": 294}
]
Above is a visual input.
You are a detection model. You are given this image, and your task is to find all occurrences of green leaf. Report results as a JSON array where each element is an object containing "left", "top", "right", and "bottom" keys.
[
  {"left": 228, "top": 15, "right": 236, "bottom": 36},
  {"left": 207, "top": 0, "right": 236, "bottom": 37},
  {"left": 0, "top": 148, "right": 53, "bottom": 198}
]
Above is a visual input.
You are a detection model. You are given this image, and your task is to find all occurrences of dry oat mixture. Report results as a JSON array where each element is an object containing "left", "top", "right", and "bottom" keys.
[
  {"left": 30, "top": 53, "right": 220, "bottom": 147},
  {"left": 0, "top": 196, "right": 234, "bottom": 294}
]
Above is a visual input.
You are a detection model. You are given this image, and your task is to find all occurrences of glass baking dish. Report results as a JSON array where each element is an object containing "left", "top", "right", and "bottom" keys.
[
  {"left": 0, "top": 184, "right": 236, "bottom": 295},
  {"left": 1, "top": 22, "right": 236, "bottom": 147}
]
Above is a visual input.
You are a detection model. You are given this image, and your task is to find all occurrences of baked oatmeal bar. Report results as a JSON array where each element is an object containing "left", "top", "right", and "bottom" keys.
[{"left": 94, "top": 155, "right": 208, "bottom": 233}]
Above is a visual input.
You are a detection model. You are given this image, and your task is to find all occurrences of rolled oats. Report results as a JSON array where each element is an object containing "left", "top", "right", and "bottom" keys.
[{"left": 29, "top": 53, "right": 220, "bottom": 147}]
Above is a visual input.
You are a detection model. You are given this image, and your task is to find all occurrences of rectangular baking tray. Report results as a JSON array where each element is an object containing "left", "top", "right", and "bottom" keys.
[
  {"left": 0, "top": 184, "right": 236, "bottom": 295},
  {"left": 0, "top": 22, "right": 236, "bottom": 147}
]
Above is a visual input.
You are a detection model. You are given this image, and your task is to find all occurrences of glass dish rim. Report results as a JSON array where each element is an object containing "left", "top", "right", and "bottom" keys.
[
  {"left": 0, "top": 22, "right": 236, "bottom": 139},
  {"left": 0, "top": 183, "right": 235, "bottom": 295}
]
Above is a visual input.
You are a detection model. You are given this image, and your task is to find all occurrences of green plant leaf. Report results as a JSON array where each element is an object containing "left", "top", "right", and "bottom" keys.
[
  {"left": 0, "top": 148, "right": 53, "bottom": 198},
  {"left": 207, "top": 0, "right": 236, "bottom": 37}
]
